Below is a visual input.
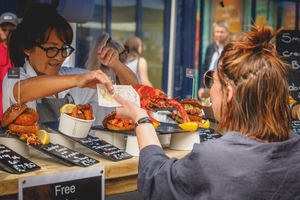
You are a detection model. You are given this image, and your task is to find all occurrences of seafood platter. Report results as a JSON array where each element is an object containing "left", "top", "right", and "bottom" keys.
[
  {"left": 0, "top": 103, "right": 132, "bottom": 174},
  {"left": 43, "top": 103, "right": 132, "bottom": 161}
]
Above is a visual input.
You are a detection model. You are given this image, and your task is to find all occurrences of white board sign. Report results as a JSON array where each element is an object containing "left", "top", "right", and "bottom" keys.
[{"left": 18, "top": 167, "right": 105, "bottom": 200}]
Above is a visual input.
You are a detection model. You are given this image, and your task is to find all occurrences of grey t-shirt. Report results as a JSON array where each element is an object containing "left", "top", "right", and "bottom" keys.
[{"left": 138, "top": 131, "right": 300, "bottom": 200}]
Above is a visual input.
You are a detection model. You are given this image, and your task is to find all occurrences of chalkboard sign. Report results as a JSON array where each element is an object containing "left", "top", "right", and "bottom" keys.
[
  {"left": 0, "top": 144, "right": 40, "bottom": 174},
  {"left": 43, "top": 144, "right": 99, "bottom": 167},
  {"left": 78, "top": 136, "right": 132, "bottom": 161},
  {"left": 199, "top": 128, "right": 223, "bottom": 141},
  {"left": 276, "top": 30, "right": 300, "bottom": 103},
  {"left": 43, "top": 121, "right": 133, "bottom": 161},
  {"left": 291, "top": 120, "right": 300, "bottom": 134}
]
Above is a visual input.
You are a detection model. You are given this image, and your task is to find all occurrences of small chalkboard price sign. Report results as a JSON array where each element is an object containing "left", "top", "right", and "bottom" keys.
[
  {"left": 43, "top": 144, "right": 99, "bottom": 167},
  {"left": 0, "top": 144, "right": 40, "bottom": 174},
  {"left": 79, "top": 135, "right": 133, "bottom": 161},
  {"left": 291, "top": 120, "right": 300, "bottom": 134},
  {"left": 43, "top": 121, "right": 133, "bottom": 161},
  {"left": 19, "top": 167, "right": 105, "bottom": 200},
  {"left": 276, "top": 30, "right": 300, "bottom": 103}
]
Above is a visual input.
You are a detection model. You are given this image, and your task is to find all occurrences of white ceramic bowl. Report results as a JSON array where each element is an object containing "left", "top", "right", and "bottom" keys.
[{"left": 58, "top": 113, "right": 95, "bottom": 138}]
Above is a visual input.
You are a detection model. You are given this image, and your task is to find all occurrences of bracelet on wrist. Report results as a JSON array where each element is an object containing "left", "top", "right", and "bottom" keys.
[{"left": 135, "top": 117, "right": 153, "bottom": 127}]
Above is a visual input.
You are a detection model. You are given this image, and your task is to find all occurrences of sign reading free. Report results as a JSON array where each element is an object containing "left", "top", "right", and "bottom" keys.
[{"left": 18, "top": 167, "right": 105, "bottom": 200}]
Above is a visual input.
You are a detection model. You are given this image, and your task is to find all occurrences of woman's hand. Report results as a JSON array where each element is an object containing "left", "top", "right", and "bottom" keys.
[
  {"left": 97, "top": 45, "right": 120, "bottom": 69},
  {"left": 114, "top": 94, "right": 148, "bottom": 123},
  {"left": 76, "top": 70, "right": 114, "bottom": 94}
]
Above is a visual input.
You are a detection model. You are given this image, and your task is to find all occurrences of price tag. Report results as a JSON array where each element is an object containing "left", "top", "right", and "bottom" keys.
[
  {"left": 19, "top": 167, "right": 105, "bottom": 200},
  {"left": 186, "top": 68, "right": 195, "bottom": 78},
  {"left": 43, "top": 144, "right": 99, "bottom": 167},
  {"left": 7, "top": 68, "right": 20, "bottom": 79},
  {"left": 0, "top": 144, "right": 40, "bottom": 174}
]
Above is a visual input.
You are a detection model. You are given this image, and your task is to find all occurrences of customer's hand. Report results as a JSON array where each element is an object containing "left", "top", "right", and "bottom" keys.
[{"left": 114, "top": 94, "right": 148, "bottom": 123}]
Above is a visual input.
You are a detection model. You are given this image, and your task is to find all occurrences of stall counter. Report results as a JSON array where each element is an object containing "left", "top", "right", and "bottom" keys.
[{"left": 0, "top": 143, "right": 190, "bottom": 198}]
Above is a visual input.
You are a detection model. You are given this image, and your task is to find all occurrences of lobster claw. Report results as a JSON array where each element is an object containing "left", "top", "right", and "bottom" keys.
[{"left": 165, "top": 99, "right": 190, "bottom": 124}]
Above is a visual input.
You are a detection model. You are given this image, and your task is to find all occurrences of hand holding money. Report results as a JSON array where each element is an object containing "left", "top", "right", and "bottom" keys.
[{"left": 97, "top": 84, "right": 140, "bottom": 107}]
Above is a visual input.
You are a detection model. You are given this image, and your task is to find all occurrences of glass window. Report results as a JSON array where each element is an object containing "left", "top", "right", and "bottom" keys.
[
  {"left": 142, "top": 0, "right": 165, "bottom": 89},
  {"left": 76, "top": 0, "right": 105, "bottom": 68},
  {"left": 111, "top": 0, "right": 136, "bottom": 42}
]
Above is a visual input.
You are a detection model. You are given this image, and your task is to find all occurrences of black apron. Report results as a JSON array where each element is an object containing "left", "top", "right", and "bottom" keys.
[{"left": 36, "top": 93, "right": 74, "bottom": 129}]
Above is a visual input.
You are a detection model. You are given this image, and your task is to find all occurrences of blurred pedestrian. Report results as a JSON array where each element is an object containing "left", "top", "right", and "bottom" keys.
[
  {"left": 198, "top": 20, "right": 229, "bottom": 100},
  {"left": 124, "top": 36, "right": 153, "bottom": 87},
  {"left": 0, "top": 12, "right": 18, "bottom": 118},
  {"left": 85, "top": 33, "right": 133, "bottom": 125}
]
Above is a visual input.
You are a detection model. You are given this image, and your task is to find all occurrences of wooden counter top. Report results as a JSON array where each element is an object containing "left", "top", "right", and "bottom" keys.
[{"left": 0, "top": 144, "right": 190, "bottom": 197}]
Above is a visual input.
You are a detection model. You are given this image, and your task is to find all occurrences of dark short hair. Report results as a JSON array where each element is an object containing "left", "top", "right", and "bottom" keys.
[{"left": 9, "top": 3, "right": 73, "bottom": 67}]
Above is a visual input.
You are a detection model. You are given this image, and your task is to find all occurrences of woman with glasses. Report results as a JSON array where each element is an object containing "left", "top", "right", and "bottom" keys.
[
  {"left": 113, "top": 25, "right": 300, "bottom": 199},
  {"left": 3, "top": 3, "right": 138, "bottom": 127}
]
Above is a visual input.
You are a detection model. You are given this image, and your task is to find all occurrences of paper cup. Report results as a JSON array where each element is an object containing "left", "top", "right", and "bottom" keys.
[
  {"left": 125, "top": 135, "right": 139, "bottom": 156},
  {"left": 0, "top": 137, "right": 30, "bottom": 158},
  {"left": 48, "top": 131, "right": 75, "bottom": 150},
  {"left": 169, "top": 131, "right": 200, "bottom": 150},
  {"left": 95, "top": 130, "right": 125, "bottom": 150},
  {"left": 58, "top": 113, "right": 95, "bottom": 138}
]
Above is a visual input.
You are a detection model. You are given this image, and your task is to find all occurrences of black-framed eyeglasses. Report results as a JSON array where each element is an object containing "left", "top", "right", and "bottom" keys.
[{"left": 37, "top": 45, "right": 74, "bottom": 58}]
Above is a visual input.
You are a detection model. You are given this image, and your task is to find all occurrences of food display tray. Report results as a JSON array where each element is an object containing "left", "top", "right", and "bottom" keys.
[
  {"left": 0, "top": 133, "right": 99, "bottom": 167},
  {"left": 92, "top": 122, "right": 192, "bottom": 135},
  {"left": 43, "top": 121, "right": 133, "bottom": 162}
]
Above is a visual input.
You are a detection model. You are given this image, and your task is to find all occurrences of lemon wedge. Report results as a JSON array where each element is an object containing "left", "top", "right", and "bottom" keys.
[
  {"left": 60, "top": 103, "right": 76, "bottom": 113},
  {"left": 200, "top": 120, "right": 210, "bottom": 129},
  {"left": 36, "top": 129, "right": 50, "bottom": 145},
  {"left": 153, "top": 122, "right": 159, "bottom": 129},
  {"left": 178, "top": 122, "right": 198, "bottom": 132},
  {"left": 204, "top": 97, "right": 211, "bottom": 107}
]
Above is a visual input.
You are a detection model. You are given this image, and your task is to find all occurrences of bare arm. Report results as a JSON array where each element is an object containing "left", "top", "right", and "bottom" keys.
[
  {"left": 14, "top": 70, "right": 114, "bottom": 103},
  {"left": 138, "top": 57, "right": 153, "bottom": 87},
  {"left": 97, "top": 45, "right": 139, "bottom": 86},
  {"left": 114, "top": 94, "right": 161, "bottom": 150}
]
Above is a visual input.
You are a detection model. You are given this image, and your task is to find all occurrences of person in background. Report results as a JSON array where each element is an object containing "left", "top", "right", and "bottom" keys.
[
  {"left": 0, "top": 12, "right": 18, "bottom": 118},
  {"left": 3, "top": 3, "right": 138, "bottom": 128},
  {"left": 114, "top": 25, "right": 300, "bottom": 199},
  {"left": 85, "top": 33, "right": 132, "bottom": 125},
  {"left": 124, "top": 36, "right": 153, "bottom": 87},
  {"left": 198, "top": 20, "right": 229, "bottom": 100}
]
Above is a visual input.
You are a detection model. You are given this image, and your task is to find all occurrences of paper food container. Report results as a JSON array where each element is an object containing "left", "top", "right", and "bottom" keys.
[{"left": 58, "top": 113, "right": 95, "bottom": 138}]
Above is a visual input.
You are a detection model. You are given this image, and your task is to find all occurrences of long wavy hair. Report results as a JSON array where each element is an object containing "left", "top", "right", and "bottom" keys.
[
  {"left": 85, "top": 33, "right": 128, "bottom": 72},
  {"left": 123, "top": 36, "right": 142, "bottom": 62},
  {"left": 9, "top": 3, "right": 73, "bottom": 67},
  {"left": 216, "top": 25, "right": 292, "bottom": 142}
]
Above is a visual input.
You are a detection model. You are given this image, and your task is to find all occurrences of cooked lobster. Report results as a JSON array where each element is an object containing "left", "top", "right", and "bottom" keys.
[{"left": 134, "top": 84, "right": 190, "bottom": 124}]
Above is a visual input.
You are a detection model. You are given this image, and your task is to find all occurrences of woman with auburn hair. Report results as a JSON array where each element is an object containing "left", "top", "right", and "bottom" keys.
[{"left": 113, "top": 25, "right": 300, "bottom": 199}]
